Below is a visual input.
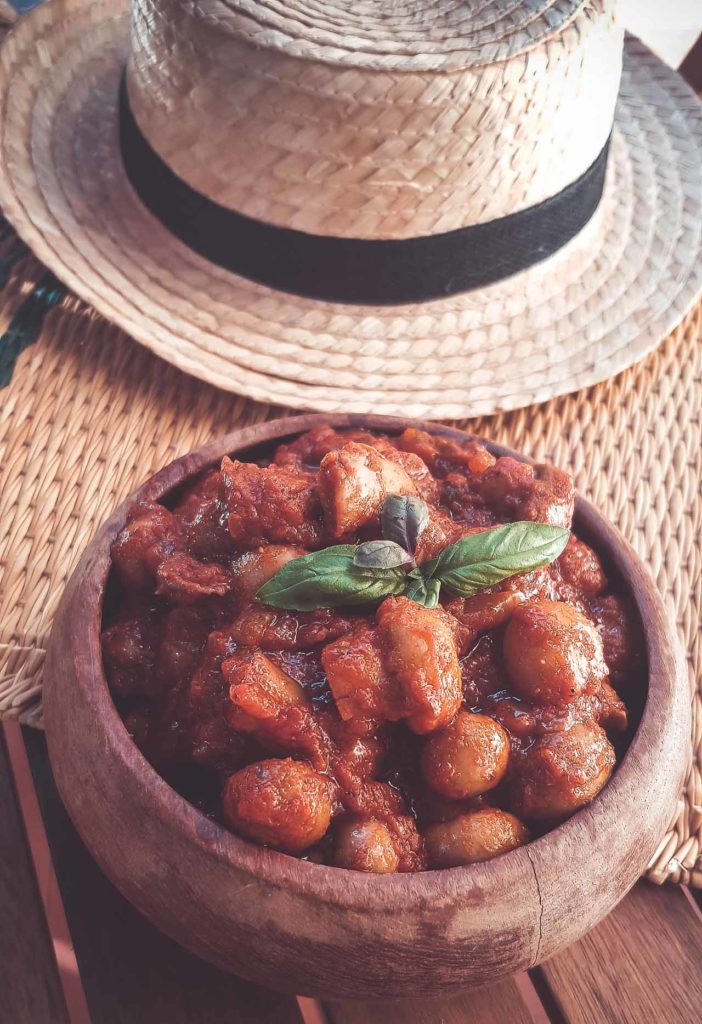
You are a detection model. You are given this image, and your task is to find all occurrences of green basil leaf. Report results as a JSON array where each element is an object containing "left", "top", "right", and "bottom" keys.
[
  {"left": 428, "top": 522, "right": 570, "bottom": 598},
  {"left": 256, "top": 545, "right": 407, "bottom": 610},
  {"left": 354, "top": 539, "right": 413, "bottom": 570},
  {"left": 403, "top": 569, "right": 441, "bottom": 608},
  {"left": 381, "top": 495, "right": 429, "bottom": 555}
]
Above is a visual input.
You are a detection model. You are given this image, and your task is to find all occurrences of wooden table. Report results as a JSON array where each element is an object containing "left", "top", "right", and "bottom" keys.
[{"left": 3, "top": 718, "right": 702, "bottom": 1024}]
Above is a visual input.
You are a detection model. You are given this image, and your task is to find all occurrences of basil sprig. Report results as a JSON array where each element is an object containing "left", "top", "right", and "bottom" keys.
[
  {"left": 421, "top": 521, "right": 570, "bottom": 599},
  {"left": 403, "top": 570, "right": 441, "bottom": 609},
  {"left": 257, "top": 495, "right": 570, "bottom": 610},
  {"left": 256, "top": 544, "right": 407, "bottom": 610},
  {"left": 381, "top": 495, "right": 429, "bottom": 557},
  {"left": 353, "top": 539, "right": 415, "bottom": 570}
]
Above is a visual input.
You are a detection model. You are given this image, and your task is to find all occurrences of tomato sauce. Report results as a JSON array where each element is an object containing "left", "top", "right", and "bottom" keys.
[{"left": 103, "top": 427, "right": 642, "bottom": 871}]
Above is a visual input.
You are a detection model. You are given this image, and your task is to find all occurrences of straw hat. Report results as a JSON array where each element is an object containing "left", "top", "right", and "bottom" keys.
[{"left": 0, "top": 0, "right": 700, "bottom": 418}]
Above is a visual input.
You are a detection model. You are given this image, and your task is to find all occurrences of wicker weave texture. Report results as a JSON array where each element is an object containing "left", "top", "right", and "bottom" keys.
[{"left": 0, "top": 245, "right": 700, "bottom": 887}]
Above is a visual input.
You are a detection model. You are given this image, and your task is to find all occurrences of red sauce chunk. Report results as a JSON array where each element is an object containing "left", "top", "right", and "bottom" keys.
[{"left": 103, "top": 427, "right": 642, "bottom": 872}]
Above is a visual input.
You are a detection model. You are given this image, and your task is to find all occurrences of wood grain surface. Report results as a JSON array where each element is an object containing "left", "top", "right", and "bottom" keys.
[
  {"left": 326, "top": 976, "right": 541, "bottom": 1024},
  {"left": 0, "top": 725, "right": 69, "bottom": 1024},
  {"left": 538, "top": 882, "right": 702, "bottom": 1024},
  {"left": 22, "top": 728, "right": 304, "bottom": 1024},
  {"left": 42, "top": 414, "right": 690, "bottom": 999}
]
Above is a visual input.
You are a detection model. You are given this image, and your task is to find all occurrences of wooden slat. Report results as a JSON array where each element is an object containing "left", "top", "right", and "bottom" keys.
[
  {"left": 539, "top": 882, "right": 702, "bottom": 1024},
  {"left": 0, "top": 725, "right": 69, "bottom": 1024},
  {"left": 326, "top": 975, "right": 542, "bottom": 1024},
  {"left": 22, "top": 728, "right": 303, "bottom": 1024}
]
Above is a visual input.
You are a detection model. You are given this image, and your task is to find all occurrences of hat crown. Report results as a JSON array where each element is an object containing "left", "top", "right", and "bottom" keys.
[
  {"left": 127, "top": 0, "right": 623, "bottom": 239},
  {"left": 174, "top": 0, "right": 589, "bottom": 71}
]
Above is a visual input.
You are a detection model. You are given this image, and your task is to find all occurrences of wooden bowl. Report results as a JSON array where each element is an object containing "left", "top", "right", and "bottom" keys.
[{"left": 44, "top": 414, "right": 689, "bottom": 999}]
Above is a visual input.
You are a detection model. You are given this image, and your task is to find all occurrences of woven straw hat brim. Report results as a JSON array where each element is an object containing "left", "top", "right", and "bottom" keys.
[{"left": 0, "top": 0, "right": 701, "bottom": 419}]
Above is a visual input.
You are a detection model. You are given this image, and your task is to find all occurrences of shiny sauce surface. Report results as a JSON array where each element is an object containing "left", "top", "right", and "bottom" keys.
[{"left": 102, "top": 427, "right": 642, "bottom": 872}]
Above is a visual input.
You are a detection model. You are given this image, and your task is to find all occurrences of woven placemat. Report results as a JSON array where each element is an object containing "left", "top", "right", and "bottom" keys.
[{"left": 0, "top": 228, "right": 700, "bottom": 887}]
